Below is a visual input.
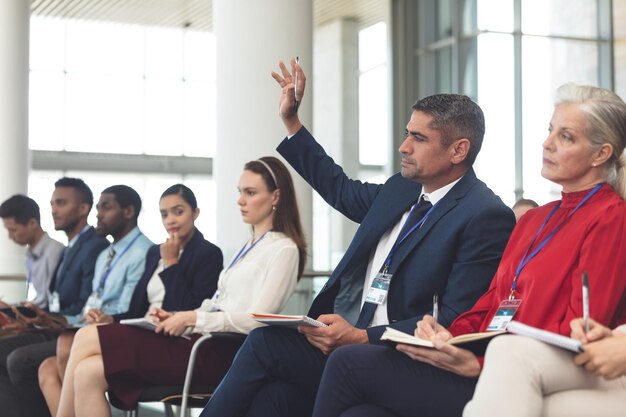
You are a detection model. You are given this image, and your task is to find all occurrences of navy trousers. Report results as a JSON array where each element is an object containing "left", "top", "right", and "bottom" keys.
[
  {"left": 311, "top": 344, "right": 478, "bottom": 417},
  {"left": 200, "top": 326, "right": 328, "bottom": 417},
  {"left": 0, "top": 332, "right": 56, "bottom": 417}
]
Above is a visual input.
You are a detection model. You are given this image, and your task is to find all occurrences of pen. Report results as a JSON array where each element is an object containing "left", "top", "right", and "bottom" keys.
[
  {"left": 432, "top": 294, "right": 439, "bottom": 334},
  {"left": 294, "top": 56, "right": 299, "bottom": 110},
  {"left": 582, "top": 272, "right": 589, "bottom": 333}
]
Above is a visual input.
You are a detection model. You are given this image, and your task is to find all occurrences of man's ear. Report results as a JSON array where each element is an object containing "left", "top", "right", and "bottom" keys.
[
  {"left": 78, "top": 202, "right": 91, "bottom": 218},
  {"left": 450, "top": 138, "right": 470, "bottom": 165},
  {"left": 123, "top": 205, "right": 136, "bottom": 221}
]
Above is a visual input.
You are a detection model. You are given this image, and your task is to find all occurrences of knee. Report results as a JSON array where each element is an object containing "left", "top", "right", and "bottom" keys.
[
  {"left": 38, "top": 356, "right": 58, "bottom": 390},
  {"left": 73, "top": 325, "right": 96, "bottom": 347},
  {"left": 326, "top": 344, "right": 372, "bottom": 373},
  {"left": 485, "top": 335, "right": 537, "bottom": 364},
  {"left": 6, "top": 348, "right": 31, "bottom": 382},
  {"left": 73, "top": 357, "right": 105, "bottom": 391}
]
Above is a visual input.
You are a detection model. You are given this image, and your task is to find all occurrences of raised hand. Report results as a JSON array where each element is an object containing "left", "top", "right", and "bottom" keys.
[{"left": 271, "top": 58, "right": 305, "bottom": 135}]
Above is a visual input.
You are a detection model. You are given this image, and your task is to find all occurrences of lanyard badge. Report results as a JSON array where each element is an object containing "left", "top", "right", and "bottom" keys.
[
  {"left": 486, "top": 299, "right": 522, "bottom": 331},
  {"left": 48, "top": 291, "right": 61, "bottom": 313}
]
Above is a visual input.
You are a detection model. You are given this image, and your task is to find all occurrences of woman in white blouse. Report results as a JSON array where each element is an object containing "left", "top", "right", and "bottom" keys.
[{"left": 56, "top": 157, "right": 307, "bottom": 417}]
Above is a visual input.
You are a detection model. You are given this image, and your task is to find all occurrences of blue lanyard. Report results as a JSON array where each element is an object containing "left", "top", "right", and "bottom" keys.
[
  {"left": 382, "top": 201, "right": 439, "bottom": 271},
  {"left": 96, "top": 232, "right": 142, "bottom": 292},
  {"left": 227, "top": 231, "right": 271, "bottom": 270},
  {"left": 510, "top": 184, "right": 602, "bottom": 297}
]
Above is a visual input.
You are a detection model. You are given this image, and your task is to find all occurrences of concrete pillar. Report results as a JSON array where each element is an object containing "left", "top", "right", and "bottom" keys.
[
  {"left": 0, "top": 0, "right": 30, "bottom": 302},
  {"left": 214, "top": 0, "right": 313, "bottom": 262}
]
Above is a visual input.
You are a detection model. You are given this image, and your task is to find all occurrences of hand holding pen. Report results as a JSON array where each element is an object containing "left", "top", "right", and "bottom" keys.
[
  {"left": 271, "top": 57, "right": 305, "bottom": 135},
  {"left": 294, "top": 56, "right": 300, "bottom": 110}
]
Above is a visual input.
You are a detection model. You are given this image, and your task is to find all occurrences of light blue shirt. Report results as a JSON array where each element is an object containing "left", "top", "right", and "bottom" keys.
[{"left": 88, "top": 227, "right": 152, "bottom": 315}]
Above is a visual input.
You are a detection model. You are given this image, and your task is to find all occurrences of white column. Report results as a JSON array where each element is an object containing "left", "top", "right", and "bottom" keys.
[
  {"left": 214, "top": 0, "right": 313, "bottom": 261},
  {"left": 0, "top": 0, "right": 30, "bottom": 301},
  {"left": 313, "top": 19, "right": 359, "bottom": 269}
]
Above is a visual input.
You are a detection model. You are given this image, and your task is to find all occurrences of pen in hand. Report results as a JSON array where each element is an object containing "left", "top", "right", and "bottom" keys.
[
  {"left": 432, "top": 294, "right": 439, "bottom": 335},
  {"left": 293, "top": 56, "right": 299, "bottom": 111},
  {"left": 582, "top": 271, "right": 590, "bottom": 334}
]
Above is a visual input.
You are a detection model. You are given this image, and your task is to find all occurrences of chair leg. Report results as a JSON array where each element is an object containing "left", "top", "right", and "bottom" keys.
[
  {"left": 164, "top": 403, "right": 176, "bottom": 417},
  {"left": 125, "top": 409, "right": 138, "bottom": 417}
]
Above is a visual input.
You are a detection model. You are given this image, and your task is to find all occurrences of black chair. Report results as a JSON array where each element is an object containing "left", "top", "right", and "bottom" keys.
[{"left": 121, "top": 332, "right": 246, "bottom": 417}]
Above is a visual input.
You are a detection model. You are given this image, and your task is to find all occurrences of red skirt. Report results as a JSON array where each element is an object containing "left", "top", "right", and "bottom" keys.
[{"left": 98, "top": 323, "right": 244, "bottom": 410}]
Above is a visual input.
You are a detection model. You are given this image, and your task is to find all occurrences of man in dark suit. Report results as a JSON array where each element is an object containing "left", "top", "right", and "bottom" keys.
[
  {"left": 200, "top": 59, "right": 515, "bottom": 417},
  {"left": 0, "top": 177, "right": 108, "bottom": 417}
]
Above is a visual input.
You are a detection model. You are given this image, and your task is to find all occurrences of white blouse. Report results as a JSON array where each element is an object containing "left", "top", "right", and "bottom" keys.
[{"left": 193, "top": 231, "right": 299, "bottom": 334}]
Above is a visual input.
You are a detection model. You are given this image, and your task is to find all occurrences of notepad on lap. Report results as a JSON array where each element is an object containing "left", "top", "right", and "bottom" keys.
[
  {"left": 251, "top": 313, "right": 327, "bottom": 329},
  {"left": 380, "top": 326, "right": 504, "bottom": 348},
  {"left": 120, "top": 318, "right": 191, "bottom": 340},
  {"left": 506, "top": 320, "right": 584, "bottom": 352}
]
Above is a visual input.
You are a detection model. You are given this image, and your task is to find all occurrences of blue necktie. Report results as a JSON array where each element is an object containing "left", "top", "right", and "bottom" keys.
[{"left": 355, "top": 196, "right": 432, "bottom": 329}]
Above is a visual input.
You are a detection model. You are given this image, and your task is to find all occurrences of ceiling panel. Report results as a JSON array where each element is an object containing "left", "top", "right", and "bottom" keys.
[{"left": 31, "top": 0, "right": 387, "bottom": 31}]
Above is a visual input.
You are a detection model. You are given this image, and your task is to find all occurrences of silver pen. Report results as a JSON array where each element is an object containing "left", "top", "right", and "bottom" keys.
[
  {"left": 294, "top": 56, "right": 300, "bottom": 110},
  {"left": 432, "top": 294, "right": 439, "bottom": 334},
  {"left": 582, "top": 272, "right": 590, "bottom": 333}
]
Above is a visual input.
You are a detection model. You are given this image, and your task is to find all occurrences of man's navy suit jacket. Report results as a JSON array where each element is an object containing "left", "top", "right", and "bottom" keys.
[
  {"left": 51, "top": 226, "right": 109, "bottom": 316},
  {"left": 278, "top": 127, "right": 516, "bottom": 343}
]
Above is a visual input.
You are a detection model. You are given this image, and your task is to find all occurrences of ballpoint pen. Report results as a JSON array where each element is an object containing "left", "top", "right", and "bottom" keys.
[
  {"left": 294, "top": 56, "right": 299, "bottom": 110},
  {"left": 432, "top": 294, "right": 439, "bottom": 334},
  {"left": 582, "top": 271, "right": 589, "bottom": 333}
]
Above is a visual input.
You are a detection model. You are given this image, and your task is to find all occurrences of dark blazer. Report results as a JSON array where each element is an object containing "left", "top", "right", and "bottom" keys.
[
  {"left": 277, "top": 127, "right": 516, "bottom": 343},
  {"left": 113, "top": 228, "right": 223, "bottom": 321},
  {"left": 51, "top": 226, "right": 109, "bottom": 316}
]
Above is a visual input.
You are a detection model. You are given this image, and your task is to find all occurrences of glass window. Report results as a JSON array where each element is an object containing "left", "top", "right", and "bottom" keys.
[
  {"left": 29, "top": 71, "right": 65, "bottom": 151},
  {"left": 475, "top": 33, "right": 516, "bottom": 205},
  {"left": 184, "top": 31, "right": 216, "bottom": 82},
  {"left": 64, "top": 73, "right": 144, "bottom": 153},
  {"left": 358, "top": 22, "right": 389, "bottom": 166},
  {"left": 521, "top": 0, "right": 597, "bottom": 38},
  {"left": 65, "top": 20, "right": 144, "bottom": 76},
  {"left": 30, "top": 16, "right": 65, "bottom": 72},
  {"left": 145, "top": 27, "right": 184, "bottom": 79},
  {"left": 475, "top": 0, "right": 513, "bottom": 33},
  {"left": 29, "top": 16, "right": 217, "bottom": 157},
  {"left": 144, "top": 79, "right": 184, "bottom": 155},
  {"left": 437, "top": 0, "right": 454, "bottom": 39},
  {"left": 183, "top": 80, "right": 216, "bottom": 157}
]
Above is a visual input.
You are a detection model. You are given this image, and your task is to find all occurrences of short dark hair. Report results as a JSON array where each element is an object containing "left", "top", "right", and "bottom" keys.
[
  {"left": 412, "top": 94, "right": 485, "bottom": 166},
  {"left": 0, "top": 194, "right": 40, "bottom": 225},
  {"left": 54, "top": 177, "right": 94, "bottom": 209},
  {"left": 102, "top": 185, "right": 142, "bottom": 222},
  {"left": 512, "top": 198, "right": 539, "bottom": 209},
  {"left": 161, "top": 184, "right": 198, "bottom": 210}
]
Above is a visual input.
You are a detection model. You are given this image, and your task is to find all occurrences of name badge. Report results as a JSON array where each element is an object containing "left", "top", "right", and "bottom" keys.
[
  {"left": 365, "top": 272, "right": 392, "bottom": 305},
  {"left": 486, "top": 299, "right": 522, "bottom": 331},
  {"left": 26, "top": 283, "right": 38, "bottom": 303},
  {"left": 48, "top": 291, "right": 61, "bottom": 313},
  {"left": 83, "top": 292, "right": 103, "bottom": 315}
]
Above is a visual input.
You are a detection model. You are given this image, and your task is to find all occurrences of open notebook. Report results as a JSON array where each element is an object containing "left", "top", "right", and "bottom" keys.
[{"left": 251, "top": 313, "right": 327, "bottom": 329}]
